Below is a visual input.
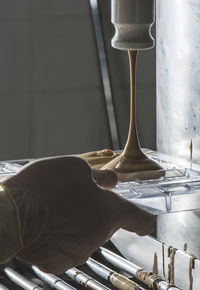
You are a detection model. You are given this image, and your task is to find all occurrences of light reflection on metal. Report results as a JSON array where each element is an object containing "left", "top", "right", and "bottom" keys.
[
  {"left": 32, "top": 265, "right": 76, "bottom": 290},
  {"left": 65, "top": 267, "right": 110, "bottom": 290},
  {"left": 89, "top": 0, "right": 120, "bottom": 150},
  {"left": 3, "top": 267, "right": 42, "bottom": 290},
  {"left": 156, "top": 0, "right": 200, "bottom": 261}
]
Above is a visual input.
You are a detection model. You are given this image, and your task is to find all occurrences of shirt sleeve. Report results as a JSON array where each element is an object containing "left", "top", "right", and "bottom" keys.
[{"left": 0, "top": 184, "right": 23, "bottom": 264}]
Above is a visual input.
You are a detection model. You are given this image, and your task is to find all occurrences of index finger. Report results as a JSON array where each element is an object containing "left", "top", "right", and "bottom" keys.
[{"left": 92, "top": 169, "right": 118, "bottom": 189}]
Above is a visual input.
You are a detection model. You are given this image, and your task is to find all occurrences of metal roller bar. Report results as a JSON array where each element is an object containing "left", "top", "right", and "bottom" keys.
[
  {"left": 65, "top": 267, "right": 110, "bottom": 290},
  {"left": 89, "top": 0, "right": 120, "bottom": 150},
  {"left": 100, "top": 247, "right": 140, "bottom": 275},
  {"left": 99, "top": 247, "right": 179, "bottom": 290},
  {"left": 86, "top": 257, "right": 145, "bottom": 290},
  {"left": 3, "top": 267, "right": 42, "bottom": 290},
  {"left": 32, "top": 265, "right": 75, "bottom": 290}
]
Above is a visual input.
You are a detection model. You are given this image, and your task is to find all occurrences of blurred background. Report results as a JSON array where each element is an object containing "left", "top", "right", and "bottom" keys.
[{"left": 0, "top": 0, "right": 156, "bottom": 160}]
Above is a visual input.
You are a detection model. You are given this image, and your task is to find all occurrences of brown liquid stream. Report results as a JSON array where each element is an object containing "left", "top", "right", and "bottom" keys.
[
  {"left": 153, "top": 253, "right": 158, "bottom": 275},
  {"left": 167, "top": 246, "right": 176, "bottom": 285},
  {"left": 102, "top": 50, "right": 164, "bottom": 181},
  {"left": 189, "top": 256, "right": 196, "bottom": 290}
]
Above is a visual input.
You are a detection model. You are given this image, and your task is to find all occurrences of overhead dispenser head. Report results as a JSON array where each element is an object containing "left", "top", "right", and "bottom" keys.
[{"left": 111, "top": 0, "right": 155, "bottom": 50}]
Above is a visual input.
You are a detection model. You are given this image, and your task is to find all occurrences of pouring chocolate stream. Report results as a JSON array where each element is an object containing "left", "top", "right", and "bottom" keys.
[{"left": 102, "top": 51, "right": 164, "bottom": 181}]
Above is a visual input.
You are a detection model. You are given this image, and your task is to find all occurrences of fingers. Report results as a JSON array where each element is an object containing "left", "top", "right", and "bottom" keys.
[
  {"left": 92, "top": 169, "right": 118, "bottom": 189},
  {"left": 120, "top": 199, "right": 157, "bottom": 236}
]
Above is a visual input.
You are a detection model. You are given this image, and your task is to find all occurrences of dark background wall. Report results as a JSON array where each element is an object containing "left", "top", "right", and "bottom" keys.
[{"left": 0, "top": 0, "right": 156, "bottom": 160}]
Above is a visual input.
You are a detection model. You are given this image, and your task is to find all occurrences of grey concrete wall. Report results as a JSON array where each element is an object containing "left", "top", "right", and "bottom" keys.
[{"left": 0, "top": 0, "right": 156, "bottom": 160}]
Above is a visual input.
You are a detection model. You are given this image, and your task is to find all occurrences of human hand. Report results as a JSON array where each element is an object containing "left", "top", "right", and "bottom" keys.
[{"left": 3, "top": 156, "right": 156, "bottom": 274}]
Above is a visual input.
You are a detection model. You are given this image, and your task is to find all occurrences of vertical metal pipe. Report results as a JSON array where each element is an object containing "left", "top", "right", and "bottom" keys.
[{"left": 89, "top": 0, "right": 120, "bottom": 150}]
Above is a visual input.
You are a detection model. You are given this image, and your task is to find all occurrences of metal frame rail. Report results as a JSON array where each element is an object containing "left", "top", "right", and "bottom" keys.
[{"left": 89, "top": 0, "right": 120, "bottom": 150}]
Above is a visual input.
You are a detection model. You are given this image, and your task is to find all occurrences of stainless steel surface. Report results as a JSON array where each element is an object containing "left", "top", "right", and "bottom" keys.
[
  {"left": 156, "top": 0, "right": 200, "bottom": 258},
  {"left": 3, "top": 267, "right": 42, "bottom": 290},
  {"left": 157, "top": 211, "right": 200, "bottom": 258},
  {"left": 65, "top": 267, "right": 110, "bottom": 290},
  {"left": 111, "top": 0, "right": 155, "bottom": 50},
  {"left": 156, "top": 0, "right": 200, "bottom": 163},
  {"left": 89, "top": 0, "right": 120, "bottom": 150},
  {"left": 111, "top": 229, "right": 200, "bottom": 290},
  {"left": 99, "top": 247, "right": 178, "bottom": 290},
  {"left": 32, "top": 265, "right": 75, "bottom": 290}
]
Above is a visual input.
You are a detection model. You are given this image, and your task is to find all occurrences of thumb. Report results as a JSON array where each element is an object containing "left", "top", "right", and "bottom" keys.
[{"left": 92, "top": 169, "right": 118, "bottom": 189}]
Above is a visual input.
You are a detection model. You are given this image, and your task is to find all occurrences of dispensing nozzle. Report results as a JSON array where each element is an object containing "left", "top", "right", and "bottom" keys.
[{"left": 111, "top": 0, "right": 155, "bottom": 50}]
